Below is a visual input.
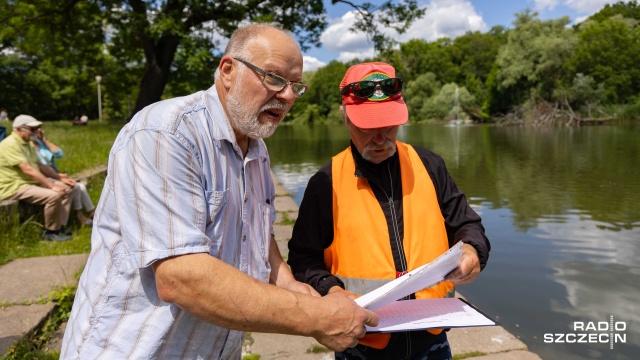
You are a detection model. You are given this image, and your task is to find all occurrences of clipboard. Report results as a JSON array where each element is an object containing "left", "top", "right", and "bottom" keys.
[{"left": 365, "top": 297, "right": 496, "bottom": 333}]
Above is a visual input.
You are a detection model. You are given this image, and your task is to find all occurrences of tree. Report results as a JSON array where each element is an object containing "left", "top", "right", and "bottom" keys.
[
  {"left": 586, "top": 0, "right": 640, "bottom": 22},
  {"left": 2, "top": 0, "right": 425, "bottom": 120},
  {"left": 403, "top": 72, "right": 440, "bottom": 121},
  {"left": 290, "top": 60, "right": 350, "bottom": 124},
  {"left": 490, "top": 10, "right": 577, "bottom": 112},
  {"left": 567, "top": 16, "right": 640, "bottom": 103},
  {"left": 1, "top": 0, "right": 108, "bottom": 119},
  {"left": 418, "top": 83, "right": 475, "bottom": 121}
]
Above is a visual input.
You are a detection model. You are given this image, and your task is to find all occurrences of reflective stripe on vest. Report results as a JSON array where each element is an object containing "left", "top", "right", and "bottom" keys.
[{"left": 326, "top": 142, "right": 454, "bottom": 336}]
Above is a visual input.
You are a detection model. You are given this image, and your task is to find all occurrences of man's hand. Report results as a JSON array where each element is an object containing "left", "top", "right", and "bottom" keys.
[
  {"left": 60, "top": 176, "right": 76, "bottom": 187},
  {"left": 312, "top": 293, "right": 379, "bottom": 352},
  {"left": 281, "top": 279, "right": 321, "bottom": 297},
  {"left": 328, "top": 285, "right": 360, "bottom": 301},
  {"left": 51, "top": 182, "right": 71, "bottom": 197},
  {"left": 444, "top": 243, "right": 481, "bottom": 284}
]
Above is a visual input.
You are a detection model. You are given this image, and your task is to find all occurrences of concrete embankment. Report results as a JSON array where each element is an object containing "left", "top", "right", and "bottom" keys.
[{"left": 0, "top": 171, "right": 541, "bottom": 359}]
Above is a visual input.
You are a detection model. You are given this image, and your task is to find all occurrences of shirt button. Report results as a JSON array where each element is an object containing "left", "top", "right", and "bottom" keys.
[
  {"left": 242, "top": 235, "right": 246, "bottom": 241},
  {"left": 244, "top": 197, "right": 248, "bottom": 203}
]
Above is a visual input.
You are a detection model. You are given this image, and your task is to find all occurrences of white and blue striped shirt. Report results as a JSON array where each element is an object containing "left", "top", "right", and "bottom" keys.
[{"left": 61, "top": 85, "right": 276, "bottom": 359}]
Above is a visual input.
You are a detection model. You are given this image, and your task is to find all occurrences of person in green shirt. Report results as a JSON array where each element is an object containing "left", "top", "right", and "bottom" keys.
[{"left": 0, "top": 115, "right": 74, "bottom": 241}]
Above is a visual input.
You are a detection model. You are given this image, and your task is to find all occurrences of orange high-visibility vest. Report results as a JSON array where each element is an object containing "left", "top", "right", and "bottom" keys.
[{"left": 326, "top": 142, "right": 454, "bottom": 348}]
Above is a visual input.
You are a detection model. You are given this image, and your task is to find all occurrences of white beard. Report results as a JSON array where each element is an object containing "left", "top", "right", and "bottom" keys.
[
  {"left": 362, "top": 139, "right": 397, "bottom": 163},
  {"left": 226, "top": 81, "right": 287, "bottom": 139}
]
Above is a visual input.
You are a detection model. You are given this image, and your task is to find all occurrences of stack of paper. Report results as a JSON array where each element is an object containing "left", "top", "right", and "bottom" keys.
[{"left": 354, "top": 241, "right": 495, "bottom": 332}]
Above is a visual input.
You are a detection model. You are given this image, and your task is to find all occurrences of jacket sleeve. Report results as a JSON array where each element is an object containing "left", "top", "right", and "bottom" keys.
[
  {"left": 415, "top": 146, "right": 491, "bottom": 270},
  {"left": 287, "top": 163, "right": 344, "bottom": 295}
]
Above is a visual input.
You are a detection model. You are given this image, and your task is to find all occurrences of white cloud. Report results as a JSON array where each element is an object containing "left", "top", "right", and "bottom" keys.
[
  {"left": 399, "top": 0, "right": 488, "bottom": 42},
  {"left": 320, "top": 11, "right": 373, "bottom": 61},
  {"left": 319, "top": 0, "right": 487, "bottom": 63},
  {"left": 303, "top": 56, "right": 326, "bottom": 72},
  {"left": 535, "top": 0, "right": 633, "bottom": 14},
  {"left": 337, "top": 48, "right": 376, "bottom": 63},
  {"left": 534, "top": 0, "right": 561, "bottom": 11}
]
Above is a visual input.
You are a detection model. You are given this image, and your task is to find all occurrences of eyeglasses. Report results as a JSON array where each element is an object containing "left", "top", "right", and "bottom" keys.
[
  {"left": 233, "top": 57, "right": 308, "bottom": 98},
  {"left": 340, "top": 78, "right": 403, "bottom": 99},
  {"left": 22, "top": 126, "right": 40, "bottom": 132}
]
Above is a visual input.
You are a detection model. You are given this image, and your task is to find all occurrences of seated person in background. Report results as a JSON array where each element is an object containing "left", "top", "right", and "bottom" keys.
[
  {"left": 0, "top": 115, "right": 73, "bottom": 241},
  {"left": 33, "top": 126, "right": 95, "bottom": 225},
  {"left": 72, "top": 114, "right": 88, "bottom": 126},
  {"left": 0, "top": 109, "right": 9, "bottom": 139},
  {"left": 0, "top": 108, "right": 9, "bottom": 122}
]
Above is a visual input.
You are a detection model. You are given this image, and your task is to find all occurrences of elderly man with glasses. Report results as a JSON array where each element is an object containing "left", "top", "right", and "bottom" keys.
[
  {"left": 61, "top": 23, "right": 377, "bottom": 359},
  {"left": 0, "top": 114, "right": 73, "bottom": 241},
  {"left": 288, "top": 62, "right": 492, "bottom": 360}
]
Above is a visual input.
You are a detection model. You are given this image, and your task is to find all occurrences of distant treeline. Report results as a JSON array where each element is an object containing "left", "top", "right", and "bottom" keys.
[{"left": 291, "top": 2, "right": 640, "bottom": 125}]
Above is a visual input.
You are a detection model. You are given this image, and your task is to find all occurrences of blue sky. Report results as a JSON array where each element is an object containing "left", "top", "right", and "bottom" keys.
[{"left": 302, "top": 0, "right": 630, "bottom": 71}]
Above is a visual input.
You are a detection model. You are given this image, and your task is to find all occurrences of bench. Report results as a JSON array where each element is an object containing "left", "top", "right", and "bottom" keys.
[{"left": 0, "top": 165, "right": 108, "bottom": 222}]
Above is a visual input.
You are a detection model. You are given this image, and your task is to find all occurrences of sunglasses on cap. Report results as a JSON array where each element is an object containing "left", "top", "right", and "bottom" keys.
[
  {"left": 340, "top": 78, "right": 403, "bottom": 99},
  {"left": 234, "top": 57, "right": 308, "bottom": 98}
]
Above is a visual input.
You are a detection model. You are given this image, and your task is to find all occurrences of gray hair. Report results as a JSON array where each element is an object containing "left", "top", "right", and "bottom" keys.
[{"left": 213, "top": 23, "right": 297, "bottom": 80}]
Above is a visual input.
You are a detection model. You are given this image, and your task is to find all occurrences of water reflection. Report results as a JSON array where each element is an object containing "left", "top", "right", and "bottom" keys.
[{"left": 265, "top": 123, "right": 640, "bottom": 359}]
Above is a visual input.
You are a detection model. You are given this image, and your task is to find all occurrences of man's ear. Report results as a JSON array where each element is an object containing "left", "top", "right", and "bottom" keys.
[{"left": 218, "top": 56, "right": 235, "bottom": 90}]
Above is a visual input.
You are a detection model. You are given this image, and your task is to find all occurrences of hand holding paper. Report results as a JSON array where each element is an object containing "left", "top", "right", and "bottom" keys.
[
  {"left": 353, "top": 241, "right": 495, "bottom": 333},
  {"left": 355, "top": 241, "right": 464, "bottom": 311}
]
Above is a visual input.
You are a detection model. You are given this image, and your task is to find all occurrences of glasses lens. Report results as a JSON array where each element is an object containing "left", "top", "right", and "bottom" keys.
[
  {"left": 292, "top": 84, "right": 307, "bottom": 97},
  {"left": 263, "top": 73, "right": 287, "bottom": 91},
  {"left": 380, "top": 78, "right": 402, "bottom": 96},
  {"left": 351, "top": 81, "right": 376, "bottom": 98}
]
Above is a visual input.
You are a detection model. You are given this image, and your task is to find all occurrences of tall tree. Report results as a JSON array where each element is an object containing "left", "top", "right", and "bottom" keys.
[
  {"left": 491, "top": 10, "right": 577, "bottom": 111},
  {"left": 2, "top": 0, "right": 424, "bottom": 120},
  {"left": 567, "top": 15, "right": 640, "bottom": 103}
]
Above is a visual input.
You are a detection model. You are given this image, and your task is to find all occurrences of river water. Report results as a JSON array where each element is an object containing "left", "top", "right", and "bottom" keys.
[{"left": 264, "top": 123, "right": 640, "bottom": 360}]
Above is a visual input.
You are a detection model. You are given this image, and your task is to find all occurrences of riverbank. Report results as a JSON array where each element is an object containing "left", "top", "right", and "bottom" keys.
[{"left": 0, "top": 171, "right": 541, "bottom": 359}]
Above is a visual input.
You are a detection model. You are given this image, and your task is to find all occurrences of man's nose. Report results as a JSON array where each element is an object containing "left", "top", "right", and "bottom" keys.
[
  {"left": 275, "top": 84, "right": 297, "bottom": 103},
  {"left": 372, "top": 130, "right": 385, "bottom": 144}
]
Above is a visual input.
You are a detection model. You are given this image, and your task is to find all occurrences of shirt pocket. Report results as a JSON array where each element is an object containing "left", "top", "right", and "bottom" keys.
[{"left": 205, "top": 189, "right": 228, "bottom": 229}]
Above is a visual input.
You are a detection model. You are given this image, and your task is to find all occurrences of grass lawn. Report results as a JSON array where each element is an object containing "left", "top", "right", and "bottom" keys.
[{"left": 0, "top": 120, "right": 122, "bottom": 265}]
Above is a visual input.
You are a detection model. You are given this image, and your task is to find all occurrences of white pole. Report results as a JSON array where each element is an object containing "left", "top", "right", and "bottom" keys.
[{"left": 95, "top": 75, "right": 103, "bottom": 122}]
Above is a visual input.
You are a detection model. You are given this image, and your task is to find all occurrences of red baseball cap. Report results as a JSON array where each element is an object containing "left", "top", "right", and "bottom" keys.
[{"left": 340, "top": 62, "right": 408, "bottom": 129}]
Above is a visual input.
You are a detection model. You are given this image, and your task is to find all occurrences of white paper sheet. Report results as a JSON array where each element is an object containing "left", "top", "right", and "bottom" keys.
[
  {"left": 365, "top": 298, "right": 495, "bottom": 332},
  {"left": 355, "top": 241, "right": 464, "bottom": 311}
]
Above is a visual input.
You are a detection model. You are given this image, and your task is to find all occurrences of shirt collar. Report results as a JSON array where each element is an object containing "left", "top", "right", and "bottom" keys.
[
  {"left": 204, "top": 84, "right": 236, "bottom": 145},
  {"left": 11, "top": 131, "right": 29, "bottom": 145}
]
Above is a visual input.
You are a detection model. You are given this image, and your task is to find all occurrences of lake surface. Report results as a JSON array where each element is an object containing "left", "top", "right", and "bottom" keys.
[{"left": 264, "top": 123, "right": 640, "bottom": 360}]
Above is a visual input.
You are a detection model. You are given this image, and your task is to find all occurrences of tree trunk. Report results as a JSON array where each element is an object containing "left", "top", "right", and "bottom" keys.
[{"left": 128, "top": 33, "right": 181, "bottom": 121}]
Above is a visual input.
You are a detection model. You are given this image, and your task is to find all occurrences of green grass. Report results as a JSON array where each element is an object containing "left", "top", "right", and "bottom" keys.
[
  {"left": 277, "top": 211, "right": 296, "bottom": 226},
  {"left": 1, "top": 284, "right": 78, "bottom": 360},
  {"left": 453, "top": 351, "right": 488, "bottom": 359},
  {"left": 0, "top": 121, "right": 120, "bottom": 264},
  {"left": 36, "top": 121, "right": 122, "bottom": 175},
  {"left": 306, "top": 344, "right": 330, "bottom": 353}
]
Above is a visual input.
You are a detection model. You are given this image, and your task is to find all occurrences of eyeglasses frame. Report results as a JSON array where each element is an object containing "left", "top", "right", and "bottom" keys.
[{"left": 233, "top": 57, "right": 308, "bottom": 98}]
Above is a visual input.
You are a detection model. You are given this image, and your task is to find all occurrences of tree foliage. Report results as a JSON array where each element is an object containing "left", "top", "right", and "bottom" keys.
[
  {"left": 1, "top": 0, "right": 424, "bottom": 120},
  {"left": 566, "top": 15, "right": 640, "bottom": 103},
  {"left": 1, "top": 1, "right": 639, "bottom": 124}
]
